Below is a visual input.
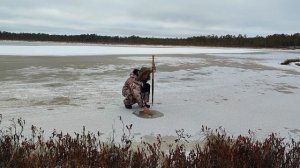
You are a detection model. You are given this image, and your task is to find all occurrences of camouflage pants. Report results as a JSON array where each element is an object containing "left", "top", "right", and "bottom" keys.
[
  {"left": 123, "top": 83, "right": 150, "bottom": 106},
  {"left": 123, "top": 91, "right": 150, "bottom": 106}
]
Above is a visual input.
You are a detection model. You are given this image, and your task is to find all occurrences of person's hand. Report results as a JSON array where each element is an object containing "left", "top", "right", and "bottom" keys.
[
  {"left": 143, "top": 107, "right": 150, "bottom": 114},
  {"left": 152, "top": 63, "right": 156, "bottom": 72}
]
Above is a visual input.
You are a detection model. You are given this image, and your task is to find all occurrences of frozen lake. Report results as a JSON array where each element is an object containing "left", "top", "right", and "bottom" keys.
[{"left": 1, "top": 40, "right": 300, "bottom": 142}]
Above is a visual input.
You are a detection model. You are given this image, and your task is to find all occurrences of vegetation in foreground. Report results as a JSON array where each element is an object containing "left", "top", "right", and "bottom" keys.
[{"left": 0, "top": 115, "right": 300, "bottom": 168}]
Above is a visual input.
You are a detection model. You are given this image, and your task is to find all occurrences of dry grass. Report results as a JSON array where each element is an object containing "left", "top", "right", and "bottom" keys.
[{"left": 1, "top": 116, "right": 300, "bottom": 167}]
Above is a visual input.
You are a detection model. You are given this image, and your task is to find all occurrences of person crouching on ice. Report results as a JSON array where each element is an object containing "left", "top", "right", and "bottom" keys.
[{"left": 122, "top": 65, "right": 155, "bottom": 114}]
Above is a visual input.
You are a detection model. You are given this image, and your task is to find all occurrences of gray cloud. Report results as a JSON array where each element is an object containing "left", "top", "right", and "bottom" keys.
[{"left": 0, "top": 0, "right": 299, "bottom": 37}]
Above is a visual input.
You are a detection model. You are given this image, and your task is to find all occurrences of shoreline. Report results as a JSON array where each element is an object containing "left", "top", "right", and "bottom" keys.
[{"left": 1, "top": 39, "right": 298, "bottom": 50}]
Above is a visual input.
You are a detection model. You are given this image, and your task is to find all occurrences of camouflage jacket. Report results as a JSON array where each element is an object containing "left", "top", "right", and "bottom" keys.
[{"left": 122, "top": 72, "right": 145, "bottom": 107}]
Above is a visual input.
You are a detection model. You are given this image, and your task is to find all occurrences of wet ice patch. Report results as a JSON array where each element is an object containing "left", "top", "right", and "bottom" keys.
[
  {"left": 266, "top": 83, "right": 298, "bottom": 94},
  {"left": 50, "top": 97, "right": 71, "bottom": 105},
  {"left": 43, "top": 83, "right": 67, "bottom": 87},
  {"left": 32, "top": 96, "right": 71, "bottom": 106},
  {"left": 11, "top": 64, "right": 129, "bottom": 84},
  {"left": 118, "top": 56, "right": 205, "bottom": 67}
]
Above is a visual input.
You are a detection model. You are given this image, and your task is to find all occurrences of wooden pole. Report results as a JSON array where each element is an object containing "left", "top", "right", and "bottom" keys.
[{"left": 152, "top": 55, "right": 155, "bottom": 106}]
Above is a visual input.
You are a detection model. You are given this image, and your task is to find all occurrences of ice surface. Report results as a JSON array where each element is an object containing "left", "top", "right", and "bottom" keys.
[
  {"left": 0, "top": 40, "right": 263, "bottom": 56},
  {"left": 1, "top": 41, "right": 300, "bottom": 143}
]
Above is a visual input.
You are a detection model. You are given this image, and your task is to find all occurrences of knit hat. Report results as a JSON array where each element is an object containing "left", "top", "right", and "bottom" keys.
[{"left": 138, "top": 67, "right": 151, "bottom": 80}]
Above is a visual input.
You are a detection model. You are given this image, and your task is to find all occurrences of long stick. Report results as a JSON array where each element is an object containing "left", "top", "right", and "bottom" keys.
[{"left": 152, "top": 55, "right": 155, "bottom": 105}]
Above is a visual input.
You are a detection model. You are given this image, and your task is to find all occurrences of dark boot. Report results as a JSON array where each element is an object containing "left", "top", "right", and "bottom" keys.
[
  {"left": 125, "top": 104, "right": 132, "bottom": 109},
  {"left": 144, "top": 92, "right": 150, "bottom": 103}
]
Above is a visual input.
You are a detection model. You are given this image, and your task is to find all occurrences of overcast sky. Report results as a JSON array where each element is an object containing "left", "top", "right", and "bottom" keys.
[{"left": 0, "top": 0, "right": 299, "bottom": 37}]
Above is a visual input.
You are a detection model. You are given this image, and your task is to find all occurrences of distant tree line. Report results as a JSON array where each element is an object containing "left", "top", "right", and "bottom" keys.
[{"left": 0, "top": 31, "right": 299, "bottom": 48}]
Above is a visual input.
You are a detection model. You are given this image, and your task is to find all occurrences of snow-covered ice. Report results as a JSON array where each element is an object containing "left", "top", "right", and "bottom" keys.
[
  {"left": 1, "top": 40, "right": 300, "bottom": 142},
  {"left": 0, "top": 40, "right": 264, "bottom": 56}
]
